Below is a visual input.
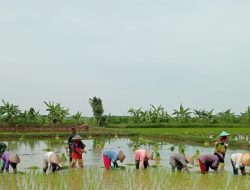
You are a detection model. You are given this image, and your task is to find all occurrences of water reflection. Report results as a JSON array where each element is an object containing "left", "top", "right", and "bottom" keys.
[{"left": 1, "top": 138, "right": 249, "bottom": 173}]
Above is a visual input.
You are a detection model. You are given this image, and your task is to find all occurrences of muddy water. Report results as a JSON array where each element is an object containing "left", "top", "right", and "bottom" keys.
[{"left": 1, "top": 138, "right": 248, "bottom": 173}]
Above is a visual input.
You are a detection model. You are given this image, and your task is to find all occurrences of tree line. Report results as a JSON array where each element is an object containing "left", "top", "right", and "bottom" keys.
[
  {"left": 1, "top": 98, "right": 250, "bottom": 126},
  {"left": 0, "top": 97, "right": 104, "bottom": 126}
]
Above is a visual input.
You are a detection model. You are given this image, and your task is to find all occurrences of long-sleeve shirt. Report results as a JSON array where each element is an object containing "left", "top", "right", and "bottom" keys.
[
  {"left": 199, "top": 154, "right": 220, "bottom": 170},
  {"left": 231, "top": 153, "right": 243, "bottom": 168},
  {"left": 71, "top": 141, "right": 84, "bottom": 159},
  {"left": 43, "top": 152, "right": 54, "bottom": 164},
  {"left": 135, "top": 149, "right": 149, "bottom": 168},
  {"left": 103, "top": 150, "right": 119, "bottom": 164},
  {"left": 1, "top": 151, "right": 10, "bottom": 171},
  {"left": 170, "top": 153, "right": 187, "bottom": 168}
]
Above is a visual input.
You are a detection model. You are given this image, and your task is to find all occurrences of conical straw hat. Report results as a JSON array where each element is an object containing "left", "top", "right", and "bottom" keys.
[
  {"left": 49, "top": 153, "right": 62, "bottom": 165},
  {"left": 219, "top": 131, "right": 229, "bottom": 137},
  {"left": 185, "top": 155, "right": 194, "bottom": 165},
  {"left": 118, "top": 151, "right": 126, "bottom": 163},
  {"left": 241, "top": 153, "right": 250, "bottom": 166},
  {"left": 146, "top": 150, "right": 154, "bottom": 160},
  {"left": 9, "top": 153, "right": 20, "bottom": 164}
]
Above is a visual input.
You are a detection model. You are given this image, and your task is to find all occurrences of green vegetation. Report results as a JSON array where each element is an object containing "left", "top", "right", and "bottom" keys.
[
  {"left": 123, "top": 128, "right": 250, "bottom": 149},
  {"left": 0, "top": 168, "right": 249, "bottom": 190},
  {"left": 1, "top": 100, "right": 250, "bottom": 127},
  {"left": 44, "top": 101, "right": 69, "bottom": 125},
  {"left": 89, "top": 97, "right": 104, "bottom": 126}
]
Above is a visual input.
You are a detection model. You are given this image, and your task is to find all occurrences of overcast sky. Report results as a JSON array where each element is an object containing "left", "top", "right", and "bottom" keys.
[{"left": 0, "top": 0, "right": 250, "bottom": 116}]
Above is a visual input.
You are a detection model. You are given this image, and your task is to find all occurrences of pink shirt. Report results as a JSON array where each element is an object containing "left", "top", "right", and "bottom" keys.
[
  {"left": 135, "top": 149, "right": 149, "bottom": 168},
  {"left": 135, "top": 149, "right": 147, "bottom": 161}
]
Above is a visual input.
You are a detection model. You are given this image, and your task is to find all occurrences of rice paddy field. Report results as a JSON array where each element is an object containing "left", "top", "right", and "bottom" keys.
[
  {"left": 0, "top": 168, "right": 249, "bottom": 190},
  {"left": 0, "top": 136, "right": 249, "bottom": 190}
]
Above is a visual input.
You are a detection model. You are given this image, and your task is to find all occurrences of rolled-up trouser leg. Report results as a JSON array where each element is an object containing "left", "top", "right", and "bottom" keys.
[
  {"left": 198, "top": 159, "right": 206, "bottom": 174},
  {"left": 78, "top": 159, "right": 83, "bottom": 168},
  {"left": 43, "top": 159, "right": 48, "bottom": 173},
  {"left": 103, "top": 155, "right": 111, "bottom": 170},
  {"left": 240, "top": 166, "right": 246, "bottom": 175},
  {"left": 10, "top": 162, "right": 17, "bottom": 173},
  {"left": 144, "top": 161, "right": 149, "bottom": 169},
  {"left": 231, "top": 159, "right": 238, "bottom": 175},
  {"left": 71, "top": 158, "right": 76, "bottom": 168},
  {"left": 135, "top": 160, "right": 139, "bottom": 169}
]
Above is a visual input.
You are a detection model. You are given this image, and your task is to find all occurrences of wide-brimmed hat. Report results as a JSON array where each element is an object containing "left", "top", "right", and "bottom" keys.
[
  {"left": 146, "top": 150, "right": 154, "bottom": 160},
  {"left": 185, "top": 155, "right": 194, "bottom": 165},
  {"left": 118, "top": 151, "right": 126, "bottom": 163},
  {"left": 49, "top": 153, "right": 62, "bottom": 165},
  {"left": 9, "top": 153, "right": 20, "bottom": 164},
  {"left": 219, "top": 131, "right": 229, "bottom": 137},
  {"left": 72, "top": 135, "right": 82, "bottom": 140},
  {"left": 241, "top": 153, "right": 250, "bottom": 166}
]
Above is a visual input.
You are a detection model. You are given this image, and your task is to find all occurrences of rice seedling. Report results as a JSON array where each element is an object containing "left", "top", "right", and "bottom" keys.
[{"left": 1, "top": 167, "right": 249, "bottom": 190}]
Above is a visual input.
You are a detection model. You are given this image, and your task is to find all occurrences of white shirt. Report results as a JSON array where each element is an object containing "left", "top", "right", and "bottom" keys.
[
  {"left": 231, "top": 153, "right": 243, "bottom": 168},
  {"left": 43, "top": 152, "right": 54, "bottom": 163}
]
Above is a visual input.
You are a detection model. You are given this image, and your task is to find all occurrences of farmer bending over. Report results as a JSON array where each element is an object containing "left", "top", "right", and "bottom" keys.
[
  {"left": 198, "top": 153, "right": 224, "bottom": 174},
  {"left": 70, "top": 135, "right": 85, "bottom": 168},
  {"left": 231, "top": 153, "right": 250, "bottom": 175},
  {"left": 43, "top": 152, "right": 63, "bottom": 173},
  {"left": 134, "top": 149, "right": 154, "bottom": 169},
  {"left": 102, "top": 150, "right": 126, "bottom": 170},
  {"left": 0, "top": 151, "right": 20, "bottom": 173},
  {"left": 169, "top": 153, "right": 194, "bottom": 172}
]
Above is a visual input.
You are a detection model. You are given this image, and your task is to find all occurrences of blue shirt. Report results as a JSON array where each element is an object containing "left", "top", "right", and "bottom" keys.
[{"left": 103, "top": 150, "right": 119, "bottom": 163}]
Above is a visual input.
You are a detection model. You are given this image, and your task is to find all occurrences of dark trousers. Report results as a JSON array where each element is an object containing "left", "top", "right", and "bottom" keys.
[
  {"left": 135, "top": 160, "right": 149, "bottom": 169},
  {"left": 231, "top": 159, "right": 245, "bottom": 175}
]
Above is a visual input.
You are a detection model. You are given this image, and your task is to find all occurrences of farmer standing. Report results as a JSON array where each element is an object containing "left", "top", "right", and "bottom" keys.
[
  {"left": 198, "top": 153, "right": 224, "bottom": 174},
  {"left": 214, "top": 131, "right": 229, "bottom": 159},
  {"left": 169, "top": 153, "right": 194, "bottom": 172},
  {"left": 70, "top": 135, "right": 85, "bottom": 168},
  {"left": 43, "top": 151, "right": 63, "bottom": 173},
  {"left": 66, "top": 127, "right": 77, "bottom": 162},
  {"left": 0, "top": 151, "right": 20, "bottom": 173},
  {"left": 231, "top": 153, "right": 250, "bottom": 175},
  {"left": 134, "top": 149, "right": 154, "bottom": 169},
  {"left": 102, "top": 150, "right": 126, "bottom": 170}
]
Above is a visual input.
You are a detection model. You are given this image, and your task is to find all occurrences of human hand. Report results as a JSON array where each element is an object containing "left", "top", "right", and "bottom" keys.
[{"left": 182, "top": 167, "right": 189, "bottom": 173}]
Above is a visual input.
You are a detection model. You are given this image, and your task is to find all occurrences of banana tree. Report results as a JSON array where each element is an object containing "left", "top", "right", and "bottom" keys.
[
  {"left": 240, "top": 106, "right": 250, "bottom": 124},
  {"left": 0, "top": 100, "right": 21, "bottom": 125},
  {"left": 148, "top": 105, "right": 165, "bottom": 123},
  {"left": 173, "top": 104, "right": 192, "bottom": 123},
  {"left": 44, "top": 101, "right": 69, "bottom": 125},
  {"left": 128, "top": 107, "right": 142, "bottom": 123},
  {"left": 72, "top": 111, "right": 82, "bottom": 125},
  {"left": 27, "top": 107, "right": 40, "bottom": 125},
  {"left": 217, "top": 109, "right": 237, "bottom": 123}
]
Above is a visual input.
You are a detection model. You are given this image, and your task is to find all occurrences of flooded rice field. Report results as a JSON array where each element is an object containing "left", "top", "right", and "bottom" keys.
[{"left": 2, "top": 137, "right": 249, "bottom": 173}]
